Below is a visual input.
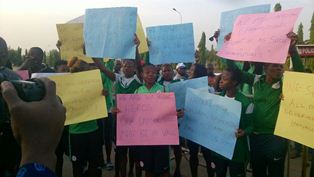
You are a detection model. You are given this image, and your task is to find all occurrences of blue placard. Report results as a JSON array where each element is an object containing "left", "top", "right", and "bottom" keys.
[
  {"left": 217, "top": 4, "right": 271, "bottom": 51},
  {"left": 179, "top": 88, "right": 241, "bottom": 159},
  {"left": 84, "top": 7, "right": 137, "bottom": 59},
  {"left": 168, "top": 77, "right": 208, "bottom": 109},
  {"left": 146, "top": 23, "right": 195, "bottom": 65}
]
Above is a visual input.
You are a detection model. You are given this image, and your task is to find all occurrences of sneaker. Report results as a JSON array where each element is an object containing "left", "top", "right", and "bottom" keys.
[{"left": 105, "top": 162, "right": 114, "bottom": 171}]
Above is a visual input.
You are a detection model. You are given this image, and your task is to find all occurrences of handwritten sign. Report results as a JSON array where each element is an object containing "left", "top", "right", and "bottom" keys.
[
  {"left": 67, "top": 14, "right": 147, "bottom": 54},
  {"left": 168, "top": 77, "right": 208, "bottom": 109},
  {"left": 116, "top": 93, "right": 179, "bottom": 146},
  {"left": 275, "top": 71, "right": 314, "bottom": 148},
  {"left": 217, "top": 8, "right": 302, "bottom": 64},
  {"left": 180, "top": 88, "right": 241, "bottom": 159},
  {"left": 57, "top": 23, "right": 93, "bottom": 63},
  {"left": 217, "top": 4, "right": 271, "bottom": 51},
  {"left": 48, "top": 70, "right": 108, "bottom": 125},
  {"left": 146, "top": 23, "right": 195, "bottom": 65},
  {"left": 84, "top": 7, "right": 137, "bottom": 59},
  {"left": 16, "top": 70, "right": 29, "bottom": 80},
  {"left": 137, "top": 16, "right": 149, "bottom": 54}
]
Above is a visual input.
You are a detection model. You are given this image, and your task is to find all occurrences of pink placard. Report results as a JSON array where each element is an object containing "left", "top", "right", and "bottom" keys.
[
  {"left": 16, "top": 70, "right": 29, "bottom": 80},
  {"left": 217, "top": 8, "right": 302, "bottom": 64},
  {"left": 117, "top": 93, "right": 179, "bottom": 146}
]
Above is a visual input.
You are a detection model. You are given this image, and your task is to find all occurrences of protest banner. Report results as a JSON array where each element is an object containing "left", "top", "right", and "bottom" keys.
[
  {"left": 48, "top": 70, "right": 107, "bottom": 125},
  {"left": 116, "top": 93, "right": 179, "bottom": 146},
  {"left": 168, "top": 76, "right": 208, "bottom": 109},
  {"left": 56, "top": 23, "right": 93, "bottom": 63},
  {"left": 217, "top": 4, "right": 271, "bottom": 51},
  {"left": 67, "top": 14, "right": 148, "bottom": 54},
  {"left": 217, "top": 8, "right": 302, "bottom": 64},
  {"left": 275, "top": 71, "right": 314, "bottom": 148},
  {"left": 84, "top": 7, "right": 137, "bottom": 59},
  {"left": 136, "top": 16, "right": 149, "bottom": 54},
  {"left": 180, "top": 88, "right": 241, "bottom": 159},
  {"left": 146, "top": 23, "right": 195, "bottom": 65}
]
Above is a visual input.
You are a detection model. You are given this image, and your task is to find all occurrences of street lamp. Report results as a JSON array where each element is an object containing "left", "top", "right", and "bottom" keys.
[{"left": 172, "top": 8, "right": 182, "bottom": 24}]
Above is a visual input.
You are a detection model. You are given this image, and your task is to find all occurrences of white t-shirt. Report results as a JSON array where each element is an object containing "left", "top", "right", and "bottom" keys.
[
  {"left": 224, "top": 94, "right": 254, "bottom": 114},
  {"left": 224, "top": 94, "right": 235, "bottom": 100},
  {"left": 115, "top": 73, "right": 141, "bottom": 88}
]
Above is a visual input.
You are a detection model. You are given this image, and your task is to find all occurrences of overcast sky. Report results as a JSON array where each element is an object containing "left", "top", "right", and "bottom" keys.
[{"left": 0, "top": 0, "right": 313, "bottom": 51}]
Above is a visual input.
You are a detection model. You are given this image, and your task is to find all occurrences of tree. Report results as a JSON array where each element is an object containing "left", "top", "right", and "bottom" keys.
[
  {"left": 197, "top": 32, "right": 210, "bottom": 65},
  {"left": 7, "top": 47, "right": 23, "bottom": 66},
  {"left": 297, "top": 23, "right": 304, "bottom": 44},
  {"left": 21, "top": 49, "right": 28, "bottom": 63},
  {"left": 42, "top": 51, "right": 47, "bottom": 64},
  {"left": 208, "top": 45, "right": 216, "bottom": 64},
  {"left": 45, "top": 49, "right": 61, "bottom": 67},
  {"left": 274, "top": 3, "right": 282, "bottom": 12},
  {"left": 208, "top": 45, "right": 225, "bottom": 71},
  {"left": 310, "top": 12, "right": 314, "bottom": 44}
]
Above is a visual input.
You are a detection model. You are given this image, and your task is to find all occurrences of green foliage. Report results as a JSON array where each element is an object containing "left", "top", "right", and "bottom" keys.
[
  {"left": 297, "top": 23, "right": 304, "bottom": 44},
  {"left": 44, "top": 49, "right": 61, "bottom": 67},
  {"left": 274, "top": 3, "right": 282, "bottom": 12},
  {"left": 195, "top": 34, "right": 225, "bottom": 71},
  {"left": 208, "top": 45, "right": 225, "bottom": 71},
  {"left": 197, "top": 32, "right": 210, "bottom": 66},
  {"left": 310, "top": 12, "right": 314, "bottom": 44},
  {"left": 7, "top": 47, "right": 23, "bottom": 66},
  {"left": 303, "top": 57, "right": 314, "bottom": 71},
  {"left": 208, "top": 45, "right": 216, "bottom": 63},
  {"left": 299, "top": 12, "right": 314, "bottom": 71}
]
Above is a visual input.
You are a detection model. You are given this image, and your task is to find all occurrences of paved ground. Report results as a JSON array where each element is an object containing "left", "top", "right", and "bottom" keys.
[{"left": 61, "top": 146, "right": 312, "bottom": 177}]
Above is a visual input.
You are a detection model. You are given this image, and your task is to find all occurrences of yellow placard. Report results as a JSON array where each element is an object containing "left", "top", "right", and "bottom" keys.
[
  {"left": 136, "top": 16, "right": 149, "bottom": 54},
  {"left": 274, "top": 71, "right": 314, "bottom": 148},
  {"left": 49, "top": 70, "right": 107, "bottom": 125},
  {"left": 56, "top": 23, "right": 93, "bottom": 63}
]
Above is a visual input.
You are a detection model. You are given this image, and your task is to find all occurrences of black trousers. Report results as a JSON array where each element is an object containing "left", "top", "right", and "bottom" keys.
[
  {"left": 188, "top": 140, "right": 214, "bottom": 177},
  {"left": 213, "top": 157, "right": 246, "bottom": 177},
  {"left": 310, "top": 149, "right": 314, "bottom": 177},
  {"left": 0, "top": 123, "right": 20, "bottom": 177},
  {"left": 250, "top": 134, "right": 287, "bottom": 177}
]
